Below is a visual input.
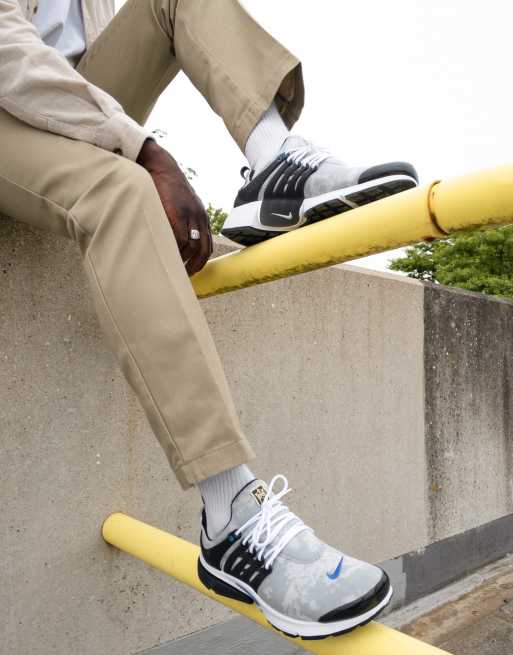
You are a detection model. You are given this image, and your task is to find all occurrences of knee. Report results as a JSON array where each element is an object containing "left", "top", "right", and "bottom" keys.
[
  {"left": 71, "top": 154, "right": 157, "bottom": 239},
  {"left": 115, "top": 155, "right": 155, "bottom": 196}
]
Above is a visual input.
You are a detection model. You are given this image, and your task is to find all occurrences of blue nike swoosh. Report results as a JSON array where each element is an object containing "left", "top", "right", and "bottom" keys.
[{"left": 327, "top": 557, "right": 344, "bottom": 580}]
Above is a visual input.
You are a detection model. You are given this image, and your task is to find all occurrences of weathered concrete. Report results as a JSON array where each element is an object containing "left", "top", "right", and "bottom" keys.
[
  {"left": 143, "top": 616, "right": 299, "bottom": 655},
  {"left": 400, "top": 558, "right": 513, "bottom": 655},
  {"left": 424, "top": 284, "right": 513, "bottom": 542},
  {"left": 201, "top": 255, "right": 427, "bottom": 564},
  {"left": 1, "top": 220, "right": 426, "bottom": 655},
  {"left": 388, "top": 512, "right": 513, "bottom": 606},
  {"left": 2, "top": 217, "right": 513, "bottom": 655},
  {"left": 384, "top": 554, "right": 513, "bottom": 631},
  {"left": 1, "top": 220, "right": 230, "bottom": 655}
]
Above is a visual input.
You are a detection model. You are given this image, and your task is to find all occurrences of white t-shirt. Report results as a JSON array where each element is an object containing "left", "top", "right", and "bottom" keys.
[{"left": 32, "top": 0, "right": 87, "bottom": 65}]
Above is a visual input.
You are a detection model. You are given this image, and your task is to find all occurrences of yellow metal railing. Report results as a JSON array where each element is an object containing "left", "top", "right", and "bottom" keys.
[
  {"left": 102, "top": 513, "right": 450, "bottom": 655},
  {"left": 191, "top": 166, "right": 513, "bottom": 298},
  {"left": 102, "top": 168, "right": 513, "bottom": 652}
]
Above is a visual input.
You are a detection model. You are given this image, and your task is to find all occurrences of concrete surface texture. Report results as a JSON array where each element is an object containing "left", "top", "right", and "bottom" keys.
[
  {"left": 401, "top": 559, "right": 513, "bottom": 655},
  {"left": 424, "top": 285, "right": 513, "bottom": 542},
  {"left": 1, "top": 219, "right": 513, "bottom": 655}
]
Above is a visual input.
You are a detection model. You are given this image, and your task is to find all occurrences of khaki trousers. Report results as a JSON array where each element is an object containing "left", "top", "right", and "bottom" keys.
[{"left": 0, "top": 0, "right": 304, "bottom": 489}]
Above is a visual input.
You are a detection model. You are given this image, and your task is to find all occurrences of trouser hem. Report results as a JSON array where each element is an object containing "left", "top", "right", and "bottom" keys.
[
  {"left": 234, "top": 52, "right": 305, "bottom": 151},
  {"left": 175, "top": 439, "right": 256, "bottom": 491}
]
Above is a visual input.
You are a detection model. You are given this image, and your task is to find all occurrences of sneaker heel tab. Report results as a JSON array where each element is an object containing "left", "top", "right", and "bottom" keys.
[{"left": 240, "top": 165, "right": 252, "bottom": 181}]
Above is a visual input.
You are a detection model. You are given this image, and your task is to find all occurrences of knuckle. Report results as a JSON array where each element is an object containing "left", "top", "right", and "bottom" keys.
[{"left": 176, "top": 234, "right": 187, "bottom": 249}]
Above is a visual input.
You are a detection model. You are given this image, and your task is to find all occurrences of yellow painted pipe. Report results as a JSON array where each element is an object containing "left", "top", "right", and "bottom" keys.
[
  {"left": 102, "top": 512, "right": 450, "bottom": 655},
  {"left": 430, "top": 165, "right": 513, "bottom": 232},
  {"left": 191, "top": 165, "right": 513, "bottom": 298}
]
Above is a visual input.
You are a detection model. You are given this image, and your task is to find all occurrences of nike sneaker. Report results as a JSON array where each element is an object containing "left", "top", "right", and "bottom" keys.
[
  {"left": 221, "top": 136, "right": 418, "bottom": 246},
  {"left": 198, "top": 475, "right": 392, "bottom": 640}
]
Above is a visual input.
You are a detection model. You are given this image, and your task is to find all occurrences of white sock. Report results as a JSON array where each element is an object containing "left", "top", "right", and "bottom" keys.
[
  {"left": 244, "top": 101, "right": 289, "bottom": 172},
  {"left": 197, "top": 464, "right": 255, "bottom": 537}
]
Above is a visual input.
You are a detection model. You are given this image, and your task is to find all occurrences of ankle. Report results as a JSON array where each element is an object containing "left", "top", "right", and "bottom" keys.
[
  {"left": 198, "top": 464, "right": 255, "bottom": 537},
  {"left": 244, "top": 101, "right": 289, "bottom": 171}
]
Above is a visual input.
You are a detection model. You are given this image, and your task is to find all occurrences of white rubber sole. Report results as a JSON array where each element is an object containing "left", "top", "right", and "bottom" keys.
[
  {"left": 199, "top": 553, "right": 393, "bottom": 639},
  {"left": 221, "top": 174, "right": 417, "bottom": 245}
]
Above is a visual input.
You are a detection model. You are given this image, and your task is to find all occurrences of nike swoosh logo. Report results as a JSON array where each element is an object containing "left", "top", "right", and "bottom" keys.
[
  {"left": 271, "top": 211, "right": 294, "bottom": 220},
  {"left": 327, "top": 557, "right": 344, "bottom": 580}
]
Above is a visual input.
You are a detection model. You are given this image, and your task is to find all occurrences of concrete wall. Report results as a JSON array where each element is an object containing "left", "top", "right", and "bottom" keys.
[
  {"left": 424, "top": 285, "right": 513, "bottom": 542},
  {"left": 1, "top": 218, "right": 512, "bottom": 655}
]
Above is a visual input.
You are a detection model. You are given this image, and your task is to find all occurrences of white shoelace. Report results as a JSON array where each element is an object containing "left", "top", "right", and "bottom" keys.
[
  {"left": 235, "top": 475, "right": 313, "bottom": 570},
  {"left": 241, "top": 141, "right": 332, "bottom": 183},
  {"left": 285, "top": 142, "right": 332, "bottom": 169}
]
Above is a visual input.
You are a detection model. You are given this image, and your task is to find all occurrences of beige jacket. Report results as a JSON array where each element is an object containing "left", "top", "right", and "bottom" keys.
[{"left": 0, "top": 0, "right": 150, "bottom": 161}]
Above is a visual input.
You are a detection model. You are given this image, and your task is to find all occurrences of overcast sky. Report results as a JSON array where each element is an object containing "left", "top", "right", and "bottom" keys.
[{"left": 131, "top": 0, "right": 513, "bottom": 271}]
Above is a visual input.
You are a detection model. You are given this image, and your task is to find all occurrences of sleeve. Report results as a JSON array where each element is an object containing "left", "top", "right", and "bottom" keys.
[{"left": 0, "top": 0, "right": 151, "bottom": 161}]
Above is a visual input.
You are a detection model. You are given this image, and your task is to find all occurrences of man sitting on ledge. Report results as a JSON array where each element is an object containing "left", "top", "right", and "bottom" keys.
[{"left": 0, "top": 0, "right": 418, "bottom": 638}]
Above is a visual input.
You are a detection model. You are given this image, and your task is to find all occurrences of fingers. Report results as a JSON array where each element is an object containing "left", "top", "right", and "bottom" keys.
[
  {"left": 170, "top": 209, "right": 204, "bottom": 265},
  {"left": 148, "top": 162, "right": 213, "bottom": 275},
  {"left": 185, "top": 215, "right": 213, "bottom": 276}
]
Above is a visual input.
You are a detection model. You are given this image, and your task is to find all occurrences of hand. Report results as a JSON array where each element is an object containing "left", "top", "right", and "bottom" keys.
[{"left": 136, "top": 138, "right": 213, "bottom": 276}]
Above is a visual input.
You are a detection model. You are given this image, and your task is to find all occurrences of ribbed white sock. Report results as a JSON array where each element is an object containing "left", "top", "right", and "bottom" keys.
[
  {"left": 244, "top": 101, "right": 289, "bottom": 172},
  {"left": 198, "top": 464, "right": 255, "bottom": 537}
]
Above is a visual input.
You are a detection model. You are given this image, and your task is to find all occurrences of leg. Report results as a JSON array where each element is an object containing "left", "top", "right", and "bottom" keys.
[
  {"left": 76, "top": 0, "right": 304, "bottom": 152},
  {"left": 2, "top": 1, "right": 396, "bottom": 634},
  {"left": 0, "top": 107, "right": 253, "bottom": 490},
  {"left": 73, "top": 0, "right": 305, "bottom": 524}
]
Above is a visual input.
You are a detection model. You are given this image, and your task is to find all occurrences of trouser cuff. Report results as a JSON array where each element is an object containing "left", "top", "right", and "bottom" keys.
[
  {"left": 234, "top": 53, "right": 305, "bottom": 151},
  {"left": 175, "top": 439, "right": 256, "bottom": 491}
]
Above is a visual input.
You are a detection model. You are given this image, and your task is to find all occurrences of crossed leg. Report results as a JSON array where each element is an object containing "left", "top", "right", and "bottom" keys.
[
  {"left": 0, "top": 1, "right": 402, "bottom": 636},
  {"left": 0, "top": 0, "right": 303, "bottom": 489}
]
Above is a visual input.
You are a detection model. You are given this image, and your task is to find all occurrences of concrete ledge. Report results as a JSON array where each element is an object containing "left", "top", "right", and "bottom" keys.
[
  {"left": 141, "top": 616, "right": 299, "bottom": 655},
  {"left": 2, "top": 219, "right": 513, "bottom": 654}
]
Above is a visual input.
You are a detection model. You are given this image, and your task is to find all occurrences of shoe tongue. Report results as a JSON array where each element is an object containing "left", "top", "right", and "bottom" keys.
[
  {"left": 230, "top": 478, "right": 324, "bottom": 560},
  {"left": 281, "top": 527, "right": 323, "bottom": 559},
  {"left": 279, "top": 134, "right": 309, "bottom": 155},
  {"left": 231, "top": 479, "right": 268, "bottom": 526}
]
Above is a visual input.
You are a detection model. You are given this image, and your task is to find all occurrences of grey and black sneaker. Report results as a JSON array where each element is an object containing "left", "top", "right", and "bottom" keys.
[
  {"left": 221, "top": 136, "right": 419, "bottom": 246},
  {"left": 198, "top": 475, "right": 392, "bottom": 640}
]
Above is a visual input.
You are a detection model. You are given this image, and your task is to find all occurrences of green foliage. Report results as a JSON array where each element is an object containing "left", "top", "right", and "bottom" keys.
[
  {"left": 206, "top": 204, "right": 228, "bottom": 234},
  {"left": 180, "top": 163, "right": 227, "bottom": 234},
  {"left": 390, "top": 226, "right": 513, "bottom": 300}
]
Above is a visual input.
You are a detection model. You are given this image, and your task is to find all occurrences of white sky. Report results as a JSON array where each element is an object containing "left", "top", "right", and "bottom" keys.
[{"left": 131, "top": 0, "right": 513, "bottom": 271}]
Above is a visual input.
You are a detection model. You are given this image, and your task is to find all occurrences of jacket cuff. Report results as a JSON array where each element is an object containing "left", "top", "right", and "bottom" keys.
[{"left": 97, "top": 112, "right": 152, "bottom": 161}]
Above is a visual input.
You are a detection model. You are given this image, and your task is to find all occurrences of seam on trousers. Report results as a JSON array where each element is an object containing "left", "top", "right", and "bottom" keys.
[
  {"left": 139, "top": 198, "right": 246, "bottom": 463},
  {"left": 84, "top": 247, "right": 185, "bottom": 469},
  {"left": 140, "top": 198, "right": 232, "bottom": 435}
]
